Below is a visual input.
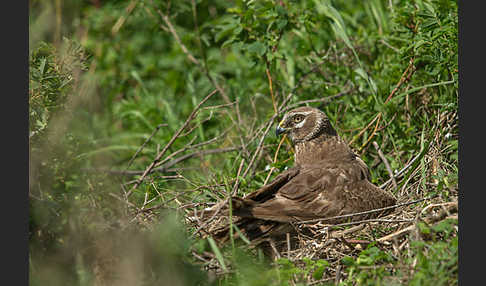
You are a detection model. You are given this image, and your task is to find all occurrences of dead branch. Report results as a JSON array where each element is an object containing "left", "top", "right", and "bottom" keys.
[
  {"left": 373, "top": 141, "right": 397, "bottom": 189},
  {"left": 385, "top": 58, "right": 416, "bottom": 103},
  {"left": 380, "top": 151, "right": 424, "bottom": 189},
  {"left": 125, "top": 123, "right": 168, "bottom": 170},
  {"left": 126, "top": 89, "right": 218, "bottom": 197},
  {"left": 296, "top": 195, "right": 437, "bottom": 224},
  {"left": 150, "top": 1, "right": 231, "bottom": 104}
]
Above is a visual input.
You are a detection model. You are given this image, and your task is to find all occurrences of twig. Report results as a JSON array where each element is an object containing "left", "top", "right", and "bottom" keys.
[
  {"left": 240, "top": 113, "right": 280, "bottom": 179},
  {"left": 151, "top": 1, "right": 231, "bottom": 104},
  {"left": 152, "top": 125, "right": 232, "bottom": 169},
  {"left": 377, "top": 225, "right": 415, "bottom": 243},
  {"left": 265, "top": 65, "right": 278, "bottom": 114},
  {"left": 154, "top": 146, "right": 241, "bottom": 174},
  {"left": 127, "top": 89, "right": 218, "bottom": 197},
  {"left": 297, "top": 195, "right": 437, "bottom": 224},
  {"left": 231, "top": 159, "right": 246, "bottom": 196},
  {"left": 379, "top": 39, "right": 399, "bottom": 53},
  {"left": 125, "top": 123, "right": 167, "bottom": 170},
  {"left": 189, "top": 0, "right": 231, "bottom": 104},
  {"left": 349, "top": 112, "right": 381, "bottom": 146},
  {"left": 328, "top": 218, "right": 413, "bottom": 228},
  {"left": 308, "top": 277, "right": 336, "bottom": 285},
  {"left": 379, "top": 151, "right": 423, "bottom": 189},
  {"left": 329, "top": 224, "right": 366, "bottom": 239},
  {"left": 191, "top": 160, "right": 245, "bottom": 237},
  {"left": 385, "top": 58, "right": 416, "bottom": 103},
  {"left": 358, "top": 113, "right": 382, "bottom": 152},
  {"left": 263, "top": 134, "right": 287, "bottom": 185},
  {"left": 372, "top": 141, "right": 397, "bottom": 189},
  {"left": 377, "top": 201, "right": 457, "bottom": 243},
  {"left": 268, "top": 238, "right": 282, "bottom": 260},
  {"left": 153, "top": 4, "right": 199, "bottom": 65},
  {"left": 281, "top": 85, "right": 354, "bottom": 113},
  {"left": 334, "top": 265, "right": 342, "bottom": 286},
  {"left": 286, "top": 232, "right": 291, "bottom": 258},
  {"left": 111, "top": 0, "right": 138, "bottom": 35}
]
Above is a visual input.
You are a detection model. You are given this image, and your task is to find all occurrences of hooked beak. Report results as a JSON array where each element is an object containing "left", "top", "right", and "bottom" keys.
[{"left": 275, "top": 125, "right": 288, "bottom": 136}]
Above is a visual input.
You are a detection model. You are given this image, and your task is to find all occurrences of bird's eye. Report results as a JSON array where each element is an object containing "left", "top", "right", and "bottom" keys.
[{"left": 294, "top": 115, "right": 304, "bottom": 123}]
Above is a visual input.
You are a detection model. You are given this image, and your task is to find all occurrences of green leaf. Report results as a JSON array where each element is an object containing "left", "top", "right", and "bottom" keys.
[
  {"left": 207, "top": 237, "right": 227, "bottom": 271},
  {"left": 246, "top": 41, "right": 267, "bottom": 56}
]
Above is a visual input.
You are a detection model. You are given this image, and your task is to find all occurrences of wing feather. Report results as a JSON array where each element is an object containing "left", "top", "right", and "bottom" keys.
[{"left": 234, "top": 161, "right": 396, "bottom": 223}]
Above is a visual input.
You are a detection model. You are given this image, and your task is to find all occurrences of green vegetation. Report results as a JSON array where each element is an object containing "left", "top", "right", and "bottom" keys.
[{"left": 29, "top": 0, "right": 458, "bottom": 285}]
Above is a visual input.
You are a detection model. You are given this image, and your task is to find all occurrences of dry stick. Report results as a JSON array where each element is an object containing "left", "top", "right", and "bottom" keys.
[
  {"left": 153, "top": 2, "right": 230, "bottom": 104},
  {"left": 155, "top": 137, "right": 198, "bottom": 168},
  {"left": 348, "top": 112, "right": 381, "bottom": 146},
  {"left": 117, "top": 146, "right": 242, "bottom": 176},
  {"left": 87, "top": 166, "right": 194, "bottom": 177},
  {"left": 417, "top": 201, "right": 457, "bottom": 221},
  {"left": 379, "top": 39, "right": 399, "bottom": 53},
  {"left": 378, "top": 202, "right": 457, "bottom": 243},
  {"left": 307, "top": 277, "right": 336, "bottom": 286},
  {"left": 154, "top": 4, "right": 199, "bottom": 65},
  {"left": 261, "top": 31, "right": 285, "bottom": 177},
  {"left": 168, "top": 124, "right": 234, "bottom": 160},
  {"left": 234, "top": 95, "right": 296, "bottom": 182},
  {"left": 155, "top": 146, "right": 242, "bottom": 173},
  {"left": 191, "top": 159, "right": 245, "bottom": 237},
  {"left": 286, "top": 232, "right": 291, "bottom": 258},
  {"left": 266, "top": 64, "right": 278, "bottom": 114},
  {"left": 126, "top": 89, "right": 218, "bottom": 197},
  {"left": 234, "top": 99, "right": 251, "bottom": 158},
  {"left": 377, "top": 225, "right": 415, "bottom": 243},
  {"left": 231, "top": 159, "right": 246, "bottom": 196},
  {"left": 296, "top": 195, "right": 437, "bottom": 224},
  {"left": 263, "top": 16, "right": 285, "bottom": 110},
  {"left": 329, "top": 224, "right": 366, "bottom": 239},
  {"left": 143, "top": 185, "right": 226, "bottom": 215},
  {"left": 334, "top": 265, "right": 342, "bottom": 286},
  {"left": 263, "top": 134, "right": 287, "bottom": 185},
  {"left": 385, "top": 58, "right": 416, "bottom": 103},
  {"left": 111, "top": 0, "right": 138, "bottom": 35},
  {"left": 376, "top": 112, "right": 398, "bottom": 132},
  {"left": 379, "top": 150, "right": 423, "bottom": 189},
  {"left": 154, "top": 134, "right": 206, "bottom": 168},
  {"left": 372, "top": 141, "right": 397, "bottom": 189},
  {"left": 126, "top": 123, "right": 168, "bottom": 171},
  {"left": 358, "top": 112, "right": 382, "bottom": 152},
  {"left": 281, "top": 85, "right": 354, "bottom": 113},
  {"left": 241, "top": 89, "right": 312, "bottom": 180},
  {"left": 327, "top": 218, "right": 413, "bottom": 228},
  {"left": 189, "top": 0, "right": 231, "bottom": 105},
  {"left": 269, "top": 239, "right": 282, "bottom": 260},
  {"left": 240, "top": 114, "right": 279, "bottom": 179}
]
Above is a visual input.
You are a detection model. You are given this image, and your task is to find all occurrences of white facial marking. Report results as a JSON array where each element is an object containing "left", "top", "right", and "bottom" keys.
[
  {"left": 283, "top": 111, "right": 312, "bottom": 122},
  {"left": 294, "top": 118, "right": 307, "bottom": 129},
  {"left": 292, "top": 111, "right": 312, "bottom": 116},
  {"left": 287, "top": 111, "right": 312, "bottom": 128}
]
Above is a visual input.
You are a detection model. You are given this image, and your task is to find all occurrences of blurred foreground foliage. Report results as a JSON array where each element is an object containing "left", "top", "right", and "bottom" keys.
[{"left": 29, "top": 0, "right": 457, "bottom": 285}]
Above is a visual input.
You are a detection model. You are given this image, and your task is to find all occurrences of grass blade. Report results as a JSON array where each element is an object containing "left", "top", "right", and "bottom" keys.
[{"left": 207, "top": 237, "right": 228, "bottom": 272}]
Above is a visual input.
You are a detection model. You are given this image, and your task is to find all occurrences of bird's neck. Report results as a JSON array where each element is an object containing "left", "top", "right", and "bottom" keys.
[{"left": 294, "top": 134, "right": 353, "bottom": 166}]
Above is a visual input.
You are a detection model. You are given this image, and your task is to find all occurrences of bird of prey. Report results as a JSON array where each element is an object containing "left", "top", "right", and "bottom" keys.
[{"left": 197, "top": 106, "right": 396, "bottom": 253}]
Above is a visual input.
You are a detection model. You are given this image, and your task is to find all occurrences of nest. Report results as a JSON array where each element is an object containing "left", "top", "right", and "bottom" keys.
[{"left": 186, "top": 195, "right": 458, "bottom": 283}]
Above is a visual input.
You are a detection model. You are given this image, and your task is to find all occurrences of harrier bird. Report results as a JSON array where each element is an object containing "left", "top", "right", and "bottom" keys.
[{"left": 198, "top": 107, "right": 396, "bottom": 254}]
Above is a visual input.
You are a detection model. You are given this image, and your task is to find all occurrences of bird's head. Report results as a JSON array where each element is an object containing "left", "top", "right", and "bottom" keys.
[{"left": 276, "top": 106, "right": 336, "bottom": 143}]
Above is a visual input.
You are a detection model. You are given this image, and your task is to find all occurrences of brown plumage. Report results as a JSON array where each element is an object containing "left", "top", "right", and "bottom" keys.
[{"left": 200, "top": 107, "right": 396, "bottom": 253}]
